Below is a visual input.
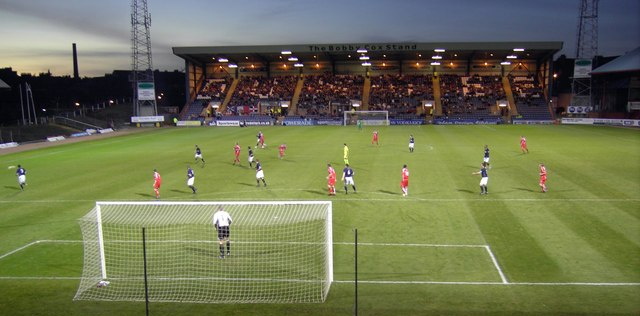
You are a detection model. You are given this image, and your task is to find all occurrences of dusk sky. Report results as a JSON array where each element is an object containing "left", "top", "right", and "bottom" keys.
[{"left": 1, "top": 0, "right": 638, "bottom": 77}]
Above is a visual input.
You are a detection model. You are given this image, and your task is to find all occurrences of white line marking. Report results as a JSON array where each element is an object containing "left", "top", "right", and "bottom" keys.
[
  {"left": 485, "top": 246, "right": 508, "bottom": 284},
  {"left": 3, "top": 240, "right": 638, "bottom": 287},
  {"left": 0, "top": 276, "right": 81, "bottom": 280},
  {"left": 0, "top": 277, "right": 637, "bottom": 287},
  {"left": 0, "top": 240, "right": 483, "bottom": 260},
  {"left": 333, "top": 280, "right": 640, "bottom": 286},
  {"left": 0, "top": 241, "right": 40, "bottom": 260},
  {"left": 0, "top": 240, "right": 82, "bottom": 260},
  {"left": 335, "top": 242, "right": 485, "bottom": 248}
]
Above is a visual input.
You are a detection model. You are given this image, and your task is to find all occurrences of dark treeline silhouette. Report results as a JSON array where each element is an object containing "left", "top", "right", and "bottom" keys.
[{"left": 0, "top": 68, "right": 185, "bottom": 125}]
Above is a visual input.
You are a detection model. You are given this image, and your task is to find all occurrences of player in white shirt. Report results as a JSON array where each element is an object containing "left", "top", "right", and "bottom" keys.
[{"left": 213, "top": 208, "right": 233, "bottom": 259}]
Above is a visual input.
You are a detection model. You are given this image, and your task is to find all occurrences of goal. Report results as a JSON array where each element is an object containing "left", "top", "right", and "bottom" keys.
[
  {"left": 343, "top": 110, "right": 389, "bottom": 126},
  {"left": 74, "top": 201, "right": 333, "bottom": 304}
]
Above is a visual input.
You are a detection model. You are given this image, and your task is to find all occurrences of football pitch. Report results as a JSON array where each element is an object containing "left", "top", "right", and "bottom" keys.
[{"left": 0, "top": 124, "right": 638, "bottom": 315}]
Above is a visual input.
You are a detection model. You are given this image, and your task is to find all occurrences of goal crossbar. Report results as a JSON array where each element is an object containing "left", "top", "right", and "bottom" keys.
[{"left": 343, "top": 110, "right": 389, "bottom": 126}]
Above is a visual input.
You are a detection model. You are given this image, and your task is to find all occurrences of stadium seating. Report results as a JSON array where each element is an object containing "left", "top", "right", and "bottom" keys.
[
  {"left": 227, "top": 75, "right": 297, "bottom": 113},
  {"left": 181, "top": 100, "right": 207, "bottom": 120},
  {"left": 298, "top": 73, "right": 364, "bottom": 116},
  {"left": 197, "top": 78, "right": 232, "bottom": 101},
  {"left": 510, "top": 76, "right": 553, "bottom": 121},
  {"left": 439, "top": 74, "right": 502, "bottom": 121},
  {"left": 369, "top": 74, "right": 433, "bottom": 115}
]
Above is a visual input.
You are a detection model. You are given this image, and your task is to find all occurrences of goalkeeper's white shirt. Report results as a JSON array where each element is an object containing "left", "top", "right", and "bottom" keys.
[{"left": 213, "top": 210, "right": 232, "bottom": 227}]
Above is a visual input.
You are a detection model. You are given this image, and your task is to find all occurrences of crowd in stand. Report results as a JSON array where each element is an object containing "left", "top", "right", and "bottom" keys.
[
  {"left": 197, "top": 78, "right": 232, "bottom": 101},
  {"left": 510, "top": 75, "right": 545, "bottom": 106},
  {"left": 369, "top": 74, "right": 433, "bottom": 115},
  {"left": 183, "top": 73, "right": 551, "bottom": 120},
  {"left": 227, "top": 75, "right": 297, "bottom": 115},
  {"left": 439, "top": 74, "right": 504, "bottom": 119},
  {"left": 297, "top": 73, "right": 364, "bottom": 116},
  {"left": 510, "top": 75, "right": 551, "bottom": 120}
]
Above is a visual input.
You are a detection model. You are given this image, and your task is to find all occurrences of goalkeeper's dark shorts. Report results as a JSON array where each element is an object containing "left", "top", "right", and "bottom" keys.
[{"left": 217, "top": 226, "right": 230, "bottom": 240}]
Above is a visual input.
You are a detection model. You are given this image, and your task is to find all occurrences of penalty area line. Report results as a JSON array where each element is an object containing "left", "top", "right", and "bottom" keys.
[
  {"left": 333, "top": 280, "right": 640, "bottom": 286},
  {"left": 484, "top": 245, "right": 508, "bottom": 284},
  {"left": 0, "top": 240, "right": 82, "bottom": 261}
]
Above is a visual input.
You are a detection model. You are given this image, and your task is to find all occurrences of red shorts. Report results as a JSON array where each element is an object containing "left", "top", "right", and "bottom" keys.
[
  {"left": 539, "top": 177, "right": 547, "bottom": 185},
  {"left": 154, "top": 183, "right": 161, "bottom": 189},
  {"left": 328, "top": 178, "right": 336, "bottom": 186},
  {"left": 400, "top": 180, "right": 408, "bottom": 188}
]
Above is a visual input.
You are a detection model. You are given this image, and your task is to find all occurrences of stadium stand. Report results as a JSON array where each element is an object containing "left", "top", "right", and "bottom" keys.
[
  {"left": 297, "top": 73, "right": 364, "bottom": 116},
  {"left": 510, "top": 75, "right": 553, "bottom": 121},
  {"left": 226, "top": 75, "right": 297, "bottom": 115},
  {"left": 369, "top": 74, "right": 433, "bottom": 115},
  {"left": 198, "top": 78, "right": 232, "bottom": 101},
  {"left": 437, "top": 74, "right": 504, "bottom": 122}
]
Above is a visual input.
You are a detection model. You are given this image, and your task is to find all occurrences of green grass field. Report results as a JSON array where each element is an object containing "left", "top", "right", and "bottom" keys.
[{"left": 0, "top": 124, "right": 639, "bottom": 315}]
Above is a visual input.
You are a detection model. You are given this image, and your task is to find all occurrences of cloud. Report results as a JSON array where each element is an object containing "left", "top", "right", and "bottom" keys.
[{"left": 0, "top": 0, "right": 172, "bottom": 48}]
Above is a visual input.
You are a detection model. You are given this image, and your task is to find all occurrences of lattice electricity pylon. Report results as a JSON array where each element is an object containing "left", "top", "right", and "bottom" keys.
[
  {"left": 575, "top": 0, "right": 599, "bottom": 59},
  {"left": 571, "top": 0, "right": 599, "bottom": 109},
  {"left": 131, "top": 0, "right": 157, "bottom": 116}
]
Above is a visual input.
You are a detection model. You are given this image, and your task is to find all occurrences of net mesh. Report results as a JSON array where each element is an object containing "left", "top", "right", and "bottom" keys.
[
  {"left": 344, "top": 110, "right": 389, "bottom": 125},
  {"left": 74, "top": 201, "right": 333, "bottom": 304}
]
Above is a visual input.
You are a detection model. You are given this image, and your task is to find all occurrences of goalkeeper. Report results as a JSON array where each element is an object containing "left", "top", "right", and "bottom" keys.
[{"left": 213, "top": 208, "right": 233, "bottom": 259}]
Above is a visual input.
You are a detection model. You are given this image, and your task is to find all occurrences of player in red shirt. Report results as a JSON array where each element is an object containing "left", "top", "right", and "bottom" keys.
[
  {"left": 153, "top": 169, "right": 162, "bottom": 199},
  {"left": 327, "top": 163, "right": 336, "bottom": 196},
  {"left": 539, "top": 163, "right": 548, "bottom": 193},
  {"left": 372, "top": 130, "right": 379, "bottom": 145},
  {"left": 279, "top": 143, "right": 287, "bottom": 159},
  {"left": 400, "top": 164, "right": 410, "bottom": 197},
  {"left": 520, "top": 136, "right": 529, "bottom": 154},
  {"left": 233, "top": 143, "right": 241, "bottom": 165},
  {"left": 259, "top": 131, "right": 265, "bottom": 149}
]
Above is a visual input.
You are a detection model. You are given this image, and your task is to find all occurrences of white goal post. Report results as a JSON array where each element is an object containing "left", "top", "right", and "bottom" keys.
[
  {"left": 74, "top": 201, "right": 333, "bottom": 304},
  {"left": 343, "top": 110, "right": 389, "bottom": 126}
]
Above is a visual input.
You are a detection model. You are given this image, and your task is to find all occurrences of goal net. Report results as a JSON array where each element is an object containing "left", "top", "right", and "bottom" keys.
[
  {"left": 343, "top": 110, "right": 389, "bottom": 126},
  {"left": 74, "top": 201, "right": 333, "bottom": 304}
]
